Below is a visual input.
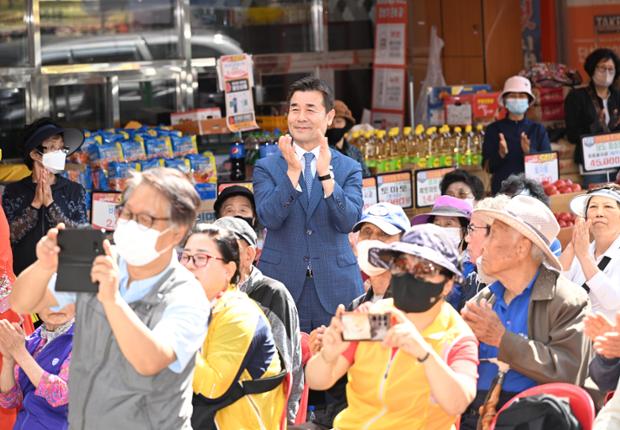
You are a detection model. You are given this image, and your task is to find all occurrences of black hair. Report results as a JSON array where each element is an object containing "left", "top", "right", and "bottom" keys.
[
  {"left": 439, "top": 169, "right": 485, "bottom": 200},
  {"left": 584, "top": 48, "right": 620, "bottom": 82},
  {"left": 499, "top": 173, "right": 550, "bottom": 206},
  {"left": 287, "top": 76, "right": 335, "bottom": 112},
  {"left": 21, "top": 117, "right": 60, "bottom": 170},
  {"left": 190, "top": 224, "right": 241, "bottom": 284}
]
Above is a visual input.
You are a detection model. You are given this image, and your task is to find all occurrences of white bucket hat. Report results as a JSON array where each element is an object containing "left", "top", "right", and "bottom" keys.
[
  {"left": 569, "top": 186, "right": 620, "bottom": 218},
  {"left": 473, "top": 195, "right": 561, "bottom": 270},
  {"left": 498, "top": 76, "right": 536, "bottom": 107}
]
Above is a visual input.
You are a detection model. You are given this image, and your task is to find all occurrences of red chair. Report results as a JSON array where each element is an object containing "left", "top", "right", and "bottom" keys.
[
  {"left": 294, "top": 332, "right": 313, "bottom": 425},
  {"left": 489, "top": 383, "right": 595, "bottom": 430}
]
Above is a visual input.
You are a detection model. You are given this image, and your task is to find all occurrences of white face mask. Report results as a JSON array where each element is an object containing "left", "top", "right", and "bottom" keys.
[
  {"left": 593, "top": 69, "right": 615, "bottom": 88},
  {"left": 356, "top": 239, "right": 389, "bottom": 277},
  {"left": 113, "top": 219, "right": 164, "bottom": 267},
  {"left": 442, "top": 227, "right": 463, "bottom": 250},
  {"left": 464, "top": 197, "right": 476, "bottom": 208},
  {"left": 41, "top": 150, "right": 67, "bottom": 173},
  {"left": 476, "top": 255, "right": 496, "bottom": 285}
]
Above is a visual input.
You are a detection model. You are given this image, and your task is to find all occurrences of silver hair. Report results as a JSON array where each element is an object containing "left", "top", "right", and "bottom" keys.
[{"left": 474, "top": 194, "right": 512, "bottom": 211}]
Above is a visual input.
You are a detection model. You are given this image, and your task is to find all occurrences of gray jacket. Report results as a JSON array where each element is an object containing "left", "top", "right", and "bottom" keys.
[
  {"left": 239, "top": 266, "right": 303, "bottom": 422},
  {"left": 68, "top": 265, "right": 202, "bottom": 430}
]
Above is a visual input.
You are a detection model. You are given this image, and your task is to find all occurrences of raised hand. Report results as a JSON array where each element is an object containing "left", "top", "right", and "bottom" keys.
[
  {"left": 382, "top": 307, "right": 430, "bottom": 360},
  {"left": 498, "top": 133, "right": 508, "bottom": 159},
  {"left": 278, "top": 134, "right": 301, "bottom": 172},
  {"left": 36, "top": 223, "right": 65, "bottom": 272},
  {"left": 320, "top": 305, "right": 350, "bottom": 363},
  {"left": 461, "top": 299, "right": 506, "bottom": 347},
  {"left": 520, "top": 132, "right": 530, "bottom": 154}
]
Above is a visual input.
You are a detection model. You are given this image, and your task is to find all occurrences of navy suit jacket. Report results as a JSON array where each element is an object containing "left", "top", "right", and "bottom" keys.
[{"left": 253, "top": 148, "right": 364, "bottom": 315}]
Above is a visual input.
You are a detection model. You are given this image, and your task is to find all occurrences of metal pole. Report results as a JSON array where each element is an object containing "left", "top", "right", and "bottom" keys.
[
  {"left": 175, "top": 0, "right": 193, "bottom": 111},
  {"left": 26, "top": 0, "right": 49, "bottom": 122},
  {"left": 104, "top": 76, "right": 120, "bottom": 128},
  {"left": 408, "top": 71, "right": 415, "bottom": 127},
  {"left": 310, "top": 0, "right": 325, "bottom": 53}
]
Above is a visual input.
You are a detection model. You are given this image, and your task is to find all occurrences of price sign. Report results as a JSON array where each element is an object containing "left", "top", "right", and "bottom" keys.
[
  {"left": 91, "top": 192, "right": 122, "bottom": 231},
  {"left": 524, "top": 151, "right": 559, "bottom": 183},
  {"left": 362, "top": 177, "right": 379, "bottom": 210},
  {"left": 582, "top": 132, "right": 620, "bottom": 171},
  {"left": 376, "top": 171, "right": 413, "bottom": 208},
  {"left": 415, "top": 167, "right": 455, "bottom": 208}
]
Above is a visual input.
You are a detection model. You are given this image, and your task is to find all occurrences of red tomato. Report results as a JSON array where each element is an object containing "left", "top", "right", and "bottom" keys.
[
  {"left": 571, "top": 184, "right": 582, "bottom": 192},
  {"left": 544, "top": 185, "right": 558, "bottom": 196},
  {"left": 564, "top": 179, "right": 573, "bottom": 186},
  {"left": 559, "top": 220, "right": 568, "bottom": 228},
  {"left": 555, "top": 179, "right": 566, "bottom": 188}
]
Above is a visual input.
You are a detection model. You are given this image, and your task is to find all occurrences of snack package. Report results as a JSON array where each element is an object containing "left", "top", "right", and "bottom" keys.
[
  {"left": 62, "top": 165, "right": 93, "bottom": 190},
  {"left": 120, "top": 140, "right": 147, "bottom": 162},
  {"left": 108, "top": 161, "right": 141, "bottom": 192},
  {"left": 187, "top": 152, "right": 217, "bottom": 184},
  {"left": 88, "top": 142, "right": 123, "bottom": 169},
  {"left": 164, "top": 157, "right": 191, "bottom": 174},
  {"left": 92, "top": 168, "right": 109, "bottom": 191},
  {"left": 144, "top": 137, "right": 173, "bottom": 160},
  {"left": 140, "top": 158, "right": 165, "bottom": 171},
  {"left": 171, "top": 135, "right": 198, "bottom": 157}
]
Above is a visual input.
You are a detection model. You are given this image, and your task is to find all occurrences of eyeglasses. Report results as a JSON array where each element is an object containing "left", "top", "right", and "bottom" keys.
[
  {"left": 596, "top": 66, "right": 616, "bottom": 74},
  {"left": 466, "top": 224, "right": 491, "bottom": 235},
  {"left": 447, "top": 190, "right": 473, "bottom": 199},
  {"left": 179, "top": 252, "right": 224, "bottom": 268},
  {"left": 369, "top": 249, "right": 446, "bottom": 278},
  {"left": 115, "top": 204, "right": 170, "bottom": 230}
]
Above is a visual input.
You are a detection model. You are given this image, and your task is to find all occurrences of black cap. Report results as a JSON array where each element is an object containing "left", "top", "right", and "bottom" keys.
[
  {"left": 214, "top": 185, "right": 256, "bottom": 217},
  {"left": 22, "top": 118, "right": 84, "bottom": 156}
]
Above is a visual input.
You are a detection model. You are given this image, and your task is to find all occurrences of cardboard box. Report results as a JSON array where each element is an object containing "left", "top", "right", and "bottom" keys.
[
  {"left": 532, "top": 87, "right": 565, "bottom": 105},
  {"left": 549, "top": 190, "right": 582, "bottom": 214},
  {"left": 551, "top": 139, "right": 576, "bottom": 160},
  {"left": 427, "top": 84, "right": 492, "bottom": 125},
  {"left": 472, "top": 92, "right": 506, "bottom": 124},
  {"left": 172, "top": 118, "right": 229, "bottom": 136},
  {"left": 528, "top": 103, "right": 565, "bottom": 122}
]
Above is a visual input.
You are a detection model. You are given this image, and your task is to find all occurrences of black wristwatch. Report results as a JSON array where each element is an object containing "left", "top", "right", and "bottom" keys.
[{"left": 318, "top": 171, "right": 334, "bottom": 181}]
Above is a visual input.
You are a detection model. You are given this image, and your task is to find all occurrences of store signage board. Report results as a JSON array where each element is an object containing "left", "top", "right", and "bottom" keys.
[
  {"left": 524, "top": 151, "right": 559, "bottom": 184},
  {"left": 415, "top": 167, "right": 456, "bottom": 208},
  {"left": 376, "top": 171, "right": 413, "bottom": 209},
  {"left": 362, "top": 177, "right": 379, "bottom": 210},
  {"left": 91, "top": 192, "right": 122, "bottom": 231},
  {"left": 217, "top": 54, "right": 258, "bottom": 132},
  {"left": 582, "top": 132, "right": 620, "bottom": 172}
]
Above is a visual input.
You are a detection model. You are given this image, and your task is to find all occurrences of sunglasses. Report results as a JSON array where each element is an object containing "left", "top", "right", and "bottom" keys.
[{"left": 368, "top": 248, "right": 448, "bottom": 278}]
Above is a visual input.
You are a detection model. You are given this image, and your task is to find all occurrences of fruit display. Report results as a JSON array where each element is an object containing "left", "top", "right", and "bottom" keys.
[
  {"left": 542, "top": 179, "right": 581, "bottom": 196},
  {"left": 554, "top": 211, "right": 576, "bottom": 228}
]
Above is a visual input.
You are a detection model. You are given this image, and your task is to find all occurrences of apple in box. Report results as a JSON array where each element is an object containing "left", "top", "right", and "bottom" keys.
[
  {"left": 542, "top": 179, "right": 582, "bottom": 195},
  {"left": 554, "top": 211, "right": 577, "bottom": 228}
]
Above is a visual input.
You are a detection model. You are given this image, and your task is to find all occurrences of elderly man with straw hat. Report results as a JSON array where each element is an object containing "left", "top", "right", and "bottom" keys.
[{"left": 459, "top": 195, "right": 592, "bottom": 430}]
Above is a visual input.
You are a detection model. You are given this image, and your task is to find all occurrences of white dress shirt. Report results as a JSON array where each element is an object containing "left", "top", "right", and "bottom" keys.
[{"left": 564, "top": 233, "right": 620, "bottom": 321}]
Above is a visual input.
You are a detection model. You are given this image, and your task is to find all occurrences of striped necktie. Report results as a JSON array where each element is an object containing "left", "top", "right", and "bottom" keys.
[{"left": 303, "top": 152, "right": 315, "bottom": 195}]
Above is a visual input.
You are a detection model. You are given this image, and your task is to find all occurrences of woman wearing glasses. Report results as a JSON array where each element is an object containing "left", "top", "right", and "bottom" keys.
[
  {"left": 180, "top": 225, "right": 286, "bottom": 430},
  {"left": 2, "top": 118, "right": 87, "bottom": 275},
  {"left": 561, "top": 184, "right": 620, "bottom": 322},
  {"left": 565, "top": 48, "right": 620, "bottom": 187},
  {"left": 305, "top": 223, "right": 478, "bottom": 430}
]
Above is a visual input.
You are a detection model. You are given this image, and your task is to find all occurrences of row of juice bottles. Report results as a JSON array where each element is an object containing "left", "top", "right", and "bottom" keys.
[{"left": 348, "top": 124, "right": 486, "bottom": 175}]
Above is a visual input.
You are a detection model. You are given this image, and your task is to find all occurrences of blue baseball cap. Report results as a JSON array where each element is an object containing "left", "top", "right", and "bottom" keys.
[{"left": 352, "top": 202, "right": 410, "bottom": 236}]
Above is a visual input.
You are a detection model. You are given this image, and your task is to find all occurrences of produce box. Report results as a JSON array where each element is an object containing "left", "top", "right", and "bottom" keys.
[
  {"left": 444, "top": 96, "right": 473, "bottom": 125},
  {"left": 549, "top": 189, "right": 582, "bottom": 214},
  {"left": 427, "top": 84, "right": 492, "bottom": 126},
  {"left": 550, "top": 139, "right": 575, "bottom": 160}
]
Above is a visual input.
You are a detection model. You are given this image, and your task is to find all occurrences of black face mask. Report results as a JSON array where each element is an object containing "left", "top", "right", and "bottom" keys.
[
  {"left": 390, "top": 273, "right": 446, "bottom": 313},
  {"left": 325, "top": 127, "right": 347, "bottom": 147},
  {"left": 234, "top": 215, "right": 256, "bottom": 229}
]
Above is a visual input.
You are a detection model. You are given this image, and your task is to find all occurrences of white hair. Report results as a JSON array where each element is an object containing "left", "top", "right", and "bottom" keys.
[{"left": 474, "top": 194, "right": 512, "bottom": 211}]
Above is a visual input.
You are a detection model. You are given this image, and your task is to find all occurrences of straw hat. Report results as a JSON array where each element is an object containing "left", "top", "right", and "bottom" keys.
[{"left": 473, "top": 195, "right": 561, "bottom": 270}]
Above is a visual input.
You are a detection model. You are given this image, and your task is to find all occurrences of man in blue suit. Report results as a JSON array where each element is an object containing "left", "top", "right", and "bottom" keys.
[{"left": 253, "top": 76, "right": 363, "bottom": 333}]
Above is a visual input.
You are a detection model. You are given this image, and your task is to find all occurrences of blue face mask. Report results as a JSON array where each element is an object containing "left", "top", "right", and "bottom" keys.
[{"left": 505, "top": 98, "right": 529, "bottom": 115}]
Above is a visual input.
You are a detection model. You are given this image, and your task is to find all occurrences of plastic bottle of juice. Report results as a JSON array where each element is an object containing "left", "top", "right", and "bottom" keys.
[
  {"left": 451, "top": 126, "right": 462, "bottom": 168},
  {"left": 412, "top": 125, "right": 425, "bottom": 168},
  {"left": 402, "top": 126, "right": 413, "bottom": 168},
  {"left": 364, "top": 130, "right": 377, "bottom": 175},
  {"left": 463, "top": 125, "right": 473, "bottom": 166},
  {"left": 387, "top": 127, "right": 401, "bottom": 172},
  {"left": 424, "top": 127, "right": 437, "bottom": 169},
  {"left": 473, "top": 124, "right": 485, "bottom": 166},
  {"left": 375, "top": 130, "right": 388, "bottom": 173}
]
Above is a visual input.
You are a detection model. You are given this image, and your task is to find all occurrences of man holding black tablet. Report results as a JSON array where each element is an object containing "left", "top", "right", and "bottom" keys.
[{"left": 9, "top": 168, "right": 209, "bottom": 430}]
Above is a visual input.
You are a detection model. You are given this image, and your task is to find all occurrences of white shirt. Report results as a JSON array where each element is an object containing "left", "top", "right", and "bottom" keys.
[
  {"left": 293, "top": 143, "right": 321, "bottom": 192},
  {"left": 564, "top": 233, "right": 620, "bottom": 321}
]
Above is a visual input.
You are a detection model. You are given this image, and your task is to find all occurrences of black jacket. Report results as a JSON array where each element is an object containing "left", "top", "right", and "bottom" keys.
[
  {"left": 2, "top": 175, "right": 87, "bottom": 275},
  {"left": 564, "top": 84, "right": 620, "bottom": 165}
]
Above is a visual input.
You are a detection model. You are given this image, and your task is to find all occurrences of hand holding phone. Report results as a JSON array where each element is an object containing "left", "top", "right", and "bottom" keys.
[
  {"left": 341, "top": 311, "right": 392, "bottom": 342},
  {"left": 56, "top": 228, "right": 107, "bottom": 293}
]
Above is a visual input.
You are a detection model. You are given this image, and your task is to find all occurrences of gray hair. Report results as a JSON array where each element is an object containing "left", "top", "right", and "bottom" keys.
[
  {"left": 530, "top": 244, "right": 545, "bottom": 263},
  {"left": 123, "top": 167, "right": 200, "bottom": 232},
  {"left": 474, "top": 194, "right": 512, "bottom": 211}
]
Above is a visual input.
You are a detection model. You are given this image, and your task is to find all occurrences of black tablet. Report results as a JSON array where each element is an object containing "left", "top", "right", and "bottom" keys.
[{"left": 56, "top": 228, "right": 106, "bottom": 293}]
